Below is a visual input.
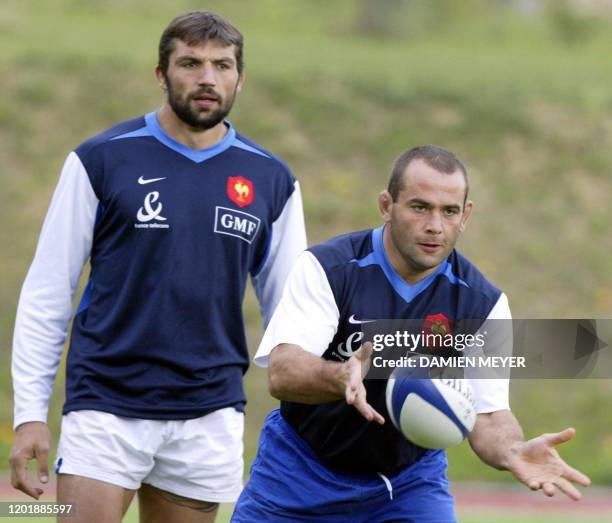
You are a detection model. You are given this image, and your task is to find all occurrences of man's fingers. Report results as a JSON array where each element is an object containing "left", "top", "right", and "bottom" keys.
[
  {"left": 345, "top": 342, "right": 376, "bottom": 405},
  {"left": 14, "top": 471, "right": 44, "bottom": 499},
  {"left": 20, "top": 486, "right": 43, "bottom": 500},
  {"left": 527, "top": 480, "right": 540, "bottom": 491},
  {"left": 346, "top": 387, "right": 356, "bottom": 404},
  {"left": 540, "top": 478, "right": 584, "bottom": 500},
  {"left": 8, "top": 423, "right": 51, "bottom": 500},
  {"left": 542, "top": 482, "right": 556, "bottom": 497},
  {"left": 345, "top": 368, "right": 361, "bottom": 404},
  {"left": 352, "top": 394, "right": 373, "bottom": 421},
  {"left": 555, "top": 477, "right": 582, "bottom": 501},
  {"left": 10, "top": 455, "right": 41, "bottom": 500},
  {"left": 350, "top": 385, "right": 384, "bottom": 424},
  {"left": 345, "top": 344, "right": 380, "bottom": 422},
  {"left": 359, "top": 406, "right": 374, "bottom": 422},
  {"left": 562, "top": 463, "right": 591, "bottom": 487},
  {"left": 10, "top": 454, "right": 26, "bottom": 488},
  {"left": 369, "top": 407, "right": 385, "bottom": 425},
  {"left": 352, "top": 393, "right": 385, "bottom": 425},
  {"left": 35, "top": 445, "right": 50, "bottom": 484},
  {"left": 545, "top": 427, "right": 575, "bottom": 447}
]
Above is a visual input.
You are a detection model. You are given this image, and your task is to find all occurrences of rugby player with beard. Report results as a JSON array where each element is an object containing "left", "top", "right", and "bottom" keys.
[{"left": 10, "top": 11, "right": 306, "bottom": 523}]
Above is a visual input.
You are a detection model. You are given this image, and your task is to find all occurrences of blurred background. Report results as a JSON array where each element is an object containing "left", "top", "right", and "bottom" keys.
[{"left": 0, "top": 0, "right": 611, "bottom": 521}]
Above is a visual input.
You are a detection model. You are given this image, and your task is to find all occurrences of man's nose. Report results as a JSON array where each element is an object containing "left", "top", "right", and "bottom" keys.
[
  {"left": 425, "top": 211, "right": 443, "bottom": 235},
  {"left": 198, "top": 62, "right": 217, "bottom": 86}
]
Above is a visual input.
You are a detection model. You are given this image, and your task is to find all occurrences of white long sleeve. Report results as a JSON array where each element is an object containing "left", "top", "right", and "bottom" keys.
[
  {"left": 252, "top": 181, "right": 307, "bottom": 327},
  {"left": 12, "top": 152, "right": 98, "bottom": 429},
  {"left": 467, "top": 292, "right": 513, "bottom": 413}
]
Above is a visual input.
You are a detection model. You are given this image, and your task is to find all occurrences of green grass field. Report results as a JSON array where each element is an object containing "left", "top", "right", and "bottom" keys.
[{"left": 1, "top": 0, "right": 611, "bottom": 516}]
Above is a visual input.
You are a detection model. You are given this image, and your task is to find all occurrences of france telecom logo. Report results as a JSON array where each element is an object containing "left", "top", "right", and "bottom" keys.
[
  {"left": 137, "top": 191, "right": 167, "bottom": 223},
  {"left": 134, "top": 175, "right": 169, "bottom": 229}
]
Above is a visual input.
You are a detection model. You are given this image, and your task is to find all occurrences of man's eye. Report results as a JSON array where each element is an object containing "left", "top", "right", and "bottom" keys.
[
  {"left": 217, "top": 63, "right": 230, "bottom": 70},
  {"left": 412, "top": 205, "right": 426, "bottom": 212},
  {"left": 444, "top": 209, "right": 459, "bottom": 216}
]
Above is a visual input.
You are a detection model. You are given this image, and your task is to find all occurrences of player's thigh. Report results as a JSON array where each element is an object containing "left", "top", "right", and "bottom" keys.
[
  {"left": 56, "top": 410, "right": 161, "bottom": 490},
  {"left": 57, "top": 473, "right": 136, "bottom": 523},
  {"left": 144, "top": 407, "right": 244, "bottom": 503},
  {"left": 374, "top": 450, "right": 456, "bottom": 523},
  {"left": 138, "top": 483, "right": 218, "bottom": 523}
]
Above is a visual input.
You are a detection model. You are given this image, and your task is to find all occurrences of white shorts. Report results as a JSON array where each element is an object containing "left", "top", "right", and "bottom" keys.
[{"left": 55, "top": 408, "right": 244, "bottom": 502}]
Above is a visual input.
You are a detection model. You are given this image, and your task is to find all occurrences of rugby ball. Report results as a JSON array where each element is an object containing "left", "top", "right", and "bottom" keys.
[{"left": 385, "top": 372, "right": 477, "bottom": 448}]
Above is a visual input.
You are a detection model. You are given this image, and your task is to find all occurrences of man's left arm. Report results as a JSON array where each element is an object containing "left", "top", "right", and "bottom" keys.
[
  {"left": 469, "top": 410, "right": 591, "bottom": 500},
  {"left": 252, "top": 180, "right": 306, "bottom": 326}
]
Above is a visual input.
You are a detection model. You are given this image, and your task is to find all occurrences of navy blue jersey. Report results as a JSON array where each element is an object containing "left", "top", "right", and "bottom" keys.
[
  {"left": 258, "top": 226, "right": 506, "bottom": 475},
  {"left": 12, "top": 112, "right": 306, "bottom": 428}
]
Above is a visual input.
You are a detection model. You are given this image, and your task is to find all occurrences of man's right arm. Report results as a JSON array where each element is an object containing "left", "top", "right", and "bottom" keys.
[
  {"left": 268, "top": 342, "right": 384, "bottom": 424},
  {"left": 254, "top": 251, "right": 383, "bottom": 423},
  {"left": 268, "top": 343, "right": 346, "bottom": 404},
  {"left": 11, "top": 152, "right": 97, "bottom": 497}
]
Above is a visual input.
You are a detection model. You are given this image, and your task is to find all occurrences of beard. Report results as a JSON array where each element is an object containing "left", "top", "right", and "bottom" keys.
[
  {"left": 165, "top": 78, "right": 238, "bottom": 130},
  {"left": 389, "top": 225, "right": 452, "bottom": 274}
]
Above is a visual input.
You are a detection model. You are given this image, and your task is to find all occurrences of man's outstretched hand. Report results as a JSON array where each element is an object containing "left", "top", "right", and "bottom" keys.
[
  {"left": 344, "top": 343, "right": 385, "bottom": 425},
  {"left": 507, "top": 427, "right": 591, "bottom": 500}
]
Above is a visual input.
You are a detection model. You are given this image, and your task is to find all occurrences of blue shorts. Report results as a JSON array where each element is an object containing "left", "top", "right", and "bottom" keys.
[{"left": 232, "top": 409, "right": 456, "bottom": 522}]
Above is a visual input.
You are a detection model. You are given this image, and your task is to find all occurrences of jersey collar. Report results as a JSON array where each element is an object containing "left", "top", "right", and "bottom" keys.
[
  {"left": 371, "top": 225, "right": 450, "bottom": 303},
  {"left": 145, "top": 111, "right": 236, "bottom": 163}
]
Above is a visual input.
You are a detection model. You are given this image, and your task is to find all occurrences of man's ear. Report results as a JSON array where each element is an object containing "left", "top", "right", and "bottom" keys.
[
  {"left": 378, "top": 190, "right": 393, "bottom": 224},
  {"left": 155, "top": 65, "right": 167, "bottom": 91},
  {"left": 460, "top": 200, "right": 474, "bottom": 232}
]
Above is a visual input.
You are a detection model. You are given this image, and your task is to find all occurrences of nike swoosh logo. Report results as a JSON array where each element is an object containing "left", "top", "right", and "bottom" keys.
[
  {"left": 348, "top": 314, "right": 376, "bottom": 324},
  {"left": 138, "top": 176, "right": 167, "bottom": 185}
]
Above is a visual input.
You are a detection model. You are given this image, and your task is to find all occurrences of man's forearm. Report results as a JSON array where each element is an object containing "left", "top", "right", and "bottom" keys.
[
  {"left": 468, "top": 410, "right": 525, "bottom": 470},
  {"left": 268, "top": 344, "right": 346, "bottom": 403},
  {"left": 12, "top": 152, "right": 96, "bottom": 430}
]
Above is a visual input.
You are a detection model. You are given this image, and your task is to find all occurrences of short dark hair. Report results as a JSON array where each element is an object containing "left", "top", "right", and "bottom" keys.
[
  {"left": 158, "top": 11, "right": 244, "bottom": 75},
  {"left": 388, "top": 144, "right": 469, "bottom": 202}
]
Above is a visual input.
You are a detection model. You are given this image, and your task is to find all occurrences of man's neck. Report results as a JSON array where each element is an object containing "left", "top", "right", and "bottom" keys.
[
  {"left": 382, "top": 226, "right": 439, "bottom": 285},
  {"left": 156, "top": 105, "right": 228, "bottom": 150}
]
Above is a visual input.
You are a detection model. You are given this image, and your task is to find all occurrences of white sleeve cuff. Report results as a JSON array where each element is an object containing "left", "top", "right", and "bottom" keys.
[{"left": 13, "top": 409, "right": 49, "bottom": 431}]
